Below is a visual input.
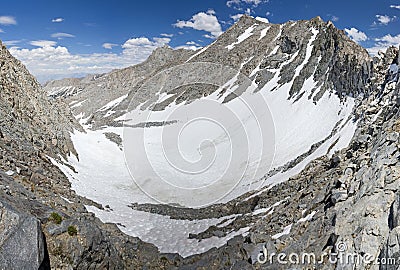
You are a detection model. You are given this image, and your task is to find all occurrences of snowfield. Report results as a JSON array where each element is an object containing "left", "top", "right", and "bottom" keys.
[{"left": 51, "top": 28, "right": 359, "bottom": 257}]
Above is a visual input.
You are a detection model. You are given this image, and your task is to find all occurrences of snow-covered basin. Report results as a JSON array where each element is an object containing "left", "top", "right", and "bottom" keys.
[
  {"left": 51, "top": 127, "right": 250, "bottom": 257},
  {"left": 52, "top": 81, "right": 356, "bottom": 257},
  {"left": 51, "top": 28, "right": 358, "bottom": 256}
]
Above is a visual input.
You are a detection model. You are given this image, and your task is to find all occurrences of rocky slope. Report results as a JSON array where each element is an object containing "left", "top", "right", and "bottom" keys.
[
  {"left": 45, "top": 16, "right": 371, "bottom": 129},
  {"left": 0, "top": 40, "right": 190, "bottom": 269},
  {"left": 0, "top": 15, "right": 399, "bottom": 270},
  {"left": 44, "top": 46, "right": 195, "bottom": 127}
]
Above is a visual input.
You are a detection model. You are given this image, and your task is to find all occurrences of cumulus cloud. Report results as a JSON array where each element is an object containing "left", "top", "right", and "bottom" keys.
[
  {"left": 377, "top": 34, "right": 400, "bottom": 44},
  {"left": 102, "top": 43, "right": 118, "bottom": 49},
  {"left": 344, "top": 28, "right": 368, "bottom": 43},
  {"left": 391, "top": 5, "right": 400, "bottom": 9},
  {"left": 175, "top": 45, "right": 202, "bottom": 51},
  {"left": 174, "top": 10, "right": 222, "bottom": 39},
  {"left": 122, "top": 37, "right": 170, "bottom": 58},
  {"left": 375, "top": 15, "right": 396, "bottom": 25},
  {"left": 30, "top": 40, "right": 57, "bottom": 47},
  {"left": 206, "top": 9, "right": 216, "bottom": 15},
  {"left": 122, "top": 37, "right": 153, "bottom": 48},
  {"left": 51, "top": 32, "right": 75, "bottom": 39},
  {"left": 0, "top": 28, "right": 3, "bottom": 33},
  {"left": 367, "top": 34, "right": 400, "bottom": 55},
  {"left": 0, "top": 16, "right": 17, "bottom": 25},
  {"left": 52, "top": 18, "right": 64, "bottom": 23},
  {"left": 231, "top": 14, "right": 244, "bottom": 21},
  {"left": 9, "top": 37, "right": 171, "bottom": 82},
  {"left": 175, "top": 41, "right": 202, "bottom": 51}
]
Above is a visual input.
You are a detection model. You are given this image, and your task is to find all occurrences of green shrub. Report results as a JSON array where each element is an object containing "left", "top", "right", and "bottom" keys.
[
  {"left": 67, "top": 225, "right": 78, "bottom": 236},
  {"left": 50, "top": 212, "right": 62, "bottom": 224}
]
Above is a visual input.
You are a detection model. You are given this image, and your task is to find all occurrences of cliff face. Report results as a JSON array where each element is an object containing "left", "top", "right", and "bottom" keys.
[
  {"left": 0, "top": 41, "right": 77, "bottom": 157},
  {"left": 188, "top": 16, "right": 372, "bottom": 99}
]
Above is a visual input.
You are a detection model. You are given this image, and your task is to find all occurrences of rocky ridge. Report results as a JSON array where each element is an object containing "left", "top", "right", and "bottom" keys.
[{"left": 44, "top": 16, "right": 371, "bottom": 130}]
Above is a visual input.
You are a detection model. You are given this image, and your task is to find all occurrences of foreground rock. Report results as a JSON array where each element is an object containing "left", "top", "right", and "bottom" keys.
[{"left": 0, "top": 173, "right": 49, "bottom": 269}]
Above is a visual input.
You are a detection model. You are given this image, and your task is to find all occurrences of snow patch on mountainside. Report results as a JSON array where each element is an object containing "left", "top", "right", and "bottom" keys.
[
  {"left": 259, "top": 26, "right": 271, "bottom": 40},
  {"left": 226, "top": 24, "right": 258, "bottom": 50},
  {"left": 98, "top": 94, "right": 128, "bottom": 112}
]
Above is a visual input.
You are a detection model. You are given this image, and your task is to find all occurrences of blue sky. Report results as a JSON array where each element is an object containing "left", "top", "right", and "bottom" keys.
[{"left": 1, "top": 0, "right": 399, "bottom": 82}]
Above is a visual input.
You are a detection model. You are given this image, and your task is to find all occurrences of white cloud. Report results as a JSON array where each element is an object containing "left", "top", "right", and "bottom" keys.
[
  {"left": 344, "top": 28, "right": 368, "bottom": 43},
  {"left": 206, "top": 9, "right": 216, "bottom": 15},
  {"left": 203, "top": 34, "right": 216, "bottom": 39},
  {"left": 51, "top": 32, "right": 75, "bottom": 38},
  {"left": 0, "top": 16, "right": 17, "bottom": 25},
  {"left": 175, "top": 45, "right": 202, "bottom": 51},
  {"left": 0, "top": 28, "right": 3, "bottom": 33},
  {"left": 102, "top": 43, "right": 118, "bottom": 49},
  {"left": 230, "top": 14, "right": 244, "bottom": 21},
  {"left": 9, "top": 37, "right": 170, "bottom": 82},
  {"left": 367, "top": 34, "right": 400, "bottom": 55},
  {"left": 3, "top": 40, "right": 21, "bottom": 46},
  {"left": 327, "top": 14, "right": 339, "bottom": 22},
  {"left": 122, "top": 37, "right": 153, "bottom": 48},
  {"left": 390, "top": 5, "right": 400, "bottom": 10},
  {"left": 52, "top": 18, "right": 64, "bottom": 23},
  {"left": 226, "top": 0, "right": 266, "bottom": 7},
  {"left": 160, "top": 33, "right": 174, "bottom": 37},
  {"left": 186, "top": 41, "right": 201, "bottom": 47},
  {"left": 122, "top": 37, "right": 170, "bottom": 57},
  {"left": 30, "top": 40, "right": 57, "bottom": 47},
  {"left": 174, "top": 11, "right": 222, "bottom": 39},
  {"left": 377, "top": 34, "right": 400, "bottom": 44},
  {"left": 375, "top": 15, "right": 396, "bottom": 25}
]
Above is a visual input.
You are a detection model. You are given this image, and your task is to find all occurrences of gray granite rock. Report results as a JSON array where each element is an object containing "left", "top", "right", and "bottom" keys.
[{"left": 0, "top": 200, "right": 48, "bottom": 269}]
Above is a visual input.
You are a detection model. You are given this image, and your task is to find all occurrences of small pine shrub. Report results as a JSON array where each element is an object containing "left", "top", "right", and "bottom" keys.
[
  {"left": 67, "top": 225, "right": 78, "bottom": 236},
  {"left": 50, "top": 212, "right": 62, "bottom": 224}
]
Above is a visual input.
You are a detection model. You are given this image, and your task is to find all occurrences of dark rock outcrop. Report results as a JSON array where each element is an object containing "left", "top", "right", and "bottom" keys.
[{"left": 0, "top": 191, "right": 49, "bottom": 269}]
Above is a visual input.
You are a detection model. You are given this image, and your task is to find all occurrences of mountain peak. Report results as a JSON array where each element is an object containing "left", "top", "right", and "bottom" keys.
[
  {"left": 185, "top": 15, "right": 371, "bottom": 101},
  {"left": 310, "top": 15, "right": 324, "bottom": 23}
]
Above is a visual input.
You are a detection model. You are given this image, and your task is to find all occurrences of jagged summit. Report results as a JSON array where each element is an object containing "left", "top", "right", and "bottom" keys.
[
  {"left": 190, "top": 14, "right": 371, "bottom": 99},
  {"left": 45, "top": 15, "right": 372, "bottom": 125}
]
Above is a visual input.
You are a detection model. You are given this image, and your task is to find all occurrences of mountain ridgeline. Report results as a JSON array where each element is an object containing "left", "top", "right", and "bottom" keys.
[
  {"left": 45, "top": 16, "right": 372, "bottom": 128},
  {"left": 0, "top": 15, "right": 399, "bottom": 269}
]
